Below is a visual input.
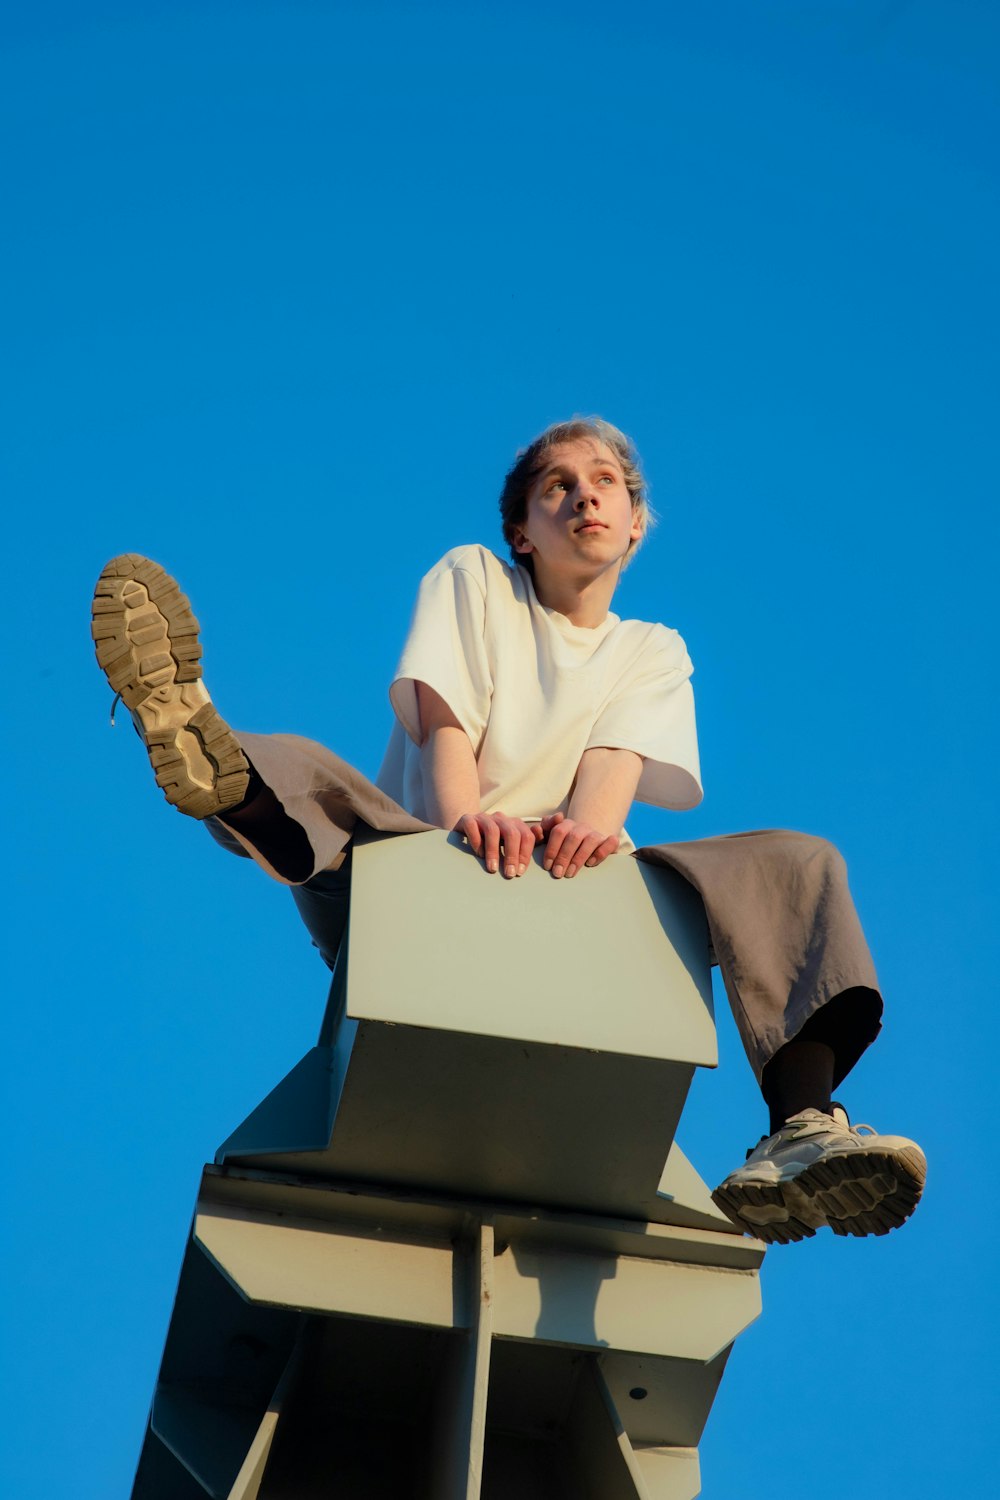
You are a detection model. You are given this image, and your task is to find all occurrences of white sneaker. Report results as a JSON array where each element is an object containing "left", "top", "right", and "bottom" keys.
[
  {"left": 712, "top": 1105, "right": 927, "bottom": 1244},
  {"left": 92, "top": 555, "right": 249, "bottom": 819}
]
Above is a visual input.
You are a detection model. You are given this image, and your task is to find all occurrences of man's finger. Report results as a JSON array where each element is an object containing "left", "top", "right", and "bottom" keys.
[
  {"left": 497, "top": 818, "right": 520, "bottom": 878},
  {"left": 457, "top": 813, "right": 483, "bottom": 854},
  {"left": 550, "top": 826, "right": 587, "bottom": 878},
  {"left": 483, "top": 817, "right": 501, "bottom": 874},
  {"left": 498, "top": 819, "right": 534, "bottom": 877},
  {"left": 542, "top": 820, "right": 571, "bottom": 871},
  {"left": 517, "top": 822, "right": 536, "bottom": 874},
  {"left": 585, "top": 834, "right": 620, "bottom": 868},
  {"left": 566, "top": 831, "right": 605, "bottom": 877}
]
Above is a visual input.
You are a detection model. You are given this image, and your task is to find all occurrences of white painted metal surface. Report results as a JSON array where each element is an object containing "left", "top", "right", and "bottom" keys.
[
  {"left": 131, "top": 831, "right": 762, "bottom": 1498},
  {"left": 217, "top": 831, "right": 728, "bottom": 1226},
  {"left": 196, "top": 1205, "right": 460, "bottom": 1329},
  {"left": 348, "top": 831, "right": 716, "bottom": 1064}
]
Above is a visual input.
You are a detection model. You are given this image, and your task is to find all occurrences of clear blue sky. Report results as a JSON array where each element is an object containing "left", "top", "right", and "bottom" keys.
[{"left": 4, "top": 2, "right": 997, "bottom": 1494}]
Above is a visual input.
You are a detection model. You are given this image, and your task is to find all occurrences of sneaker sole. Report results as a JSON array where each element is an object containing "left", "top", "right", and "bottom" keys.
[
  {"left": 711, "top": 1180, "right": 820, "bottom": 1245},
  {"left": 794, "top": 1142, "right": 926, "bottom": 1239},
  {"left": 712, "top": 1143, "right": 927, "bottom": 1245},
  {"left": 91, "top": 554, "right": 249, "bottom": 819}
]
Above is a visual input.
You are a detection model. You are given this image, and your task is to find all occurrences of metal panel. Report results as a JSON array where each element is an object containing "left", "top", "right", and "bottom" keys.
[
  {"left": 152, "top": 1386, "right": 259, "bottom": 1498},
  {"left": 133, "top": 1238, "right": 302, "bottom": 1500},
  {"left": 466, "top": 1224, "right": 495, "bottom": 1499},
  {"left": 557, "top": 1361, "right": 654, "bottom": 1500},
  {"left": 481, "top": 1353, "right": 650, "bottom": 1500},
  {"left": 428, "top": 1223, "right": 495, "bottom": 1500},
  {"left": 226, "top": 1335, "right": 303, "bottom": 1500},
  {"left": 217, "top": 1026, "right": 700, "bottom": 1223},
  {"left": 135, "top": 1171, "right": 760, "bottom": 1498},
  {"left": 632, "top": 1446, "right": 701, "bottom": 1500},
  {"left": 655, "top": 1142, "right": 737, "bottom": 1234},
  {"left": 600, "top": 1350, "right": 730, "bottom": 1449},
  {"left": 226, "top": 1414, "right": 276, "bottom": 1500},
  {"left": 252, "top": 1317, "right": 450, "bottom": 1497},
  {"left": 214, "top": 832, "right": 733, "bottom": 1227},
  {"left": 348, "top": 831, "right": 716, "bottom": 1065},
  {"left": 195, "top": 1205, "right": 460, "bottom": 1330},
  {"left": 132, "top": 1427, "right": 215, "bottom": 1500},
  {"left": 214, "top": 1048, "right": 337, "bottom": 1165},
  {"left": 491, "top": 1244, "right": 761, "bottom": 1362},
  {"left": 202, "top": 1167, "right": 760, "bottom": 1269},
  {"left": 199, "top": 1164, "right": 761, "bottom": 1272}
]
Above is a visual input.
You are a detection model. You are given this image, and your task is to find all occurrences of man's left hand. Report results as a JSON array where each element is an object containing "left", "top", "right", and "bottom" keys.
[{"left": 538, "top": 813, "right": 619, "bottom": 879}]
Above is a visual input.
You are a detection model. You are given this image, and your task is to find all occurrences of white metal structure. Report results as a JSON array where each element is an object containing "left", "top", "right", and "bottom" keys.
[{"left": 131, "top": 831, "right": 764, "bottom": 1498}]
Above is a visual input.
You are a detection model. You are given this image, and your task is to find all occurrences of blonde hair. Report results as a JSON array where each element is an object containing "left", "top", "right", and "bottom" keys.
[{"left": 499, "top": 417, "right": 652, "bottom": 572}]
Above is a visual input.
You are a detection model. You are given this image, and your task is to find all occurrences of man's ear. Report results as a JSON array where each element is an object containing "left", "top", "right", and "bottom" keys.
[
  {"left": 630, "top": 507, "right": 644, "bottom": 543},
  {"left": 512, "top": 527, "right": 533, "bottom": 555}
]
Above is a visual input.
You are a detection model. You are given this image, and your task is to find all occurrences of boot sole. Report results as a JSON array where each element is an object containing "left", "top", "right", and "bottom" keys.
[
  {"left": 91, "top": 554, "right": 249, "bottom": 819},
  {"left": 712, "top": 1143, "right": 927, "bottom": 1245}
]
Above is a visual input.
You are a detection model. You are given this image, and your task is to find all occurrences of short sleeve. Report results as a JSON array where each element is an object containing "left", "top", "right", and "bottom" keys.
[
  {"left": 388, "top": 548, "right": 493, "bottom": 751},
  {"left": 586, "top": 628, "right": 703, "bottom": 810}
]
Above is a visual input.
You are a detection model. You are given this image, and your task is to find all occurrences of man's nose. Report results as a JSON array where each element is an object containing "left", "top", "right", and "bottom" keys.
[{"left": 574, "top": 483, "right": 599, "bottom": 508}]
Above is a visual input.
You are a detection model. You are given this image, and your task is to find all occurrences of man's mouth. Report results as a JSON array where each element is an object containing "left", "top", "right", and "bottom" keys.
[{"left": 575, "top": 521, "right": 607, "bottom": 533}]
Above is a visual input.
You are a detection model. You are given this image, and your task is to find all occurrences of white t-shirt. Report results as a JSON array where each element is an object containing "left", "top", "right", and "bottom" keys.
[{"left": 376, "top": 545, "right": 703, "bottom": 850}]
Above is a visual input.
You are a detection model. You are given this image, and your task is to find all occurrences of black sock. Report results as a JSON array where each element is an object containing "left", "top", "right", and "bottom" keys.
[
  {"left": 218, "top": 764, "right": 314, "bottom": 882},
  {"left": 761, "top": 1038, "right": 835, "bottom": 1136}
]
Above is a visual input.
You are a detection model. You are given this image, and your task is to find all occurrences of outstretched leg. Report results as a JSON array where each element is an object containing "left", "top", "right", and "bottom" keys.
[
  {"left": 92, "top": 553, "right": 317, "bottom": 879},
  {"left": 92, "top": 552, "right": 432, "bottom": 889}
]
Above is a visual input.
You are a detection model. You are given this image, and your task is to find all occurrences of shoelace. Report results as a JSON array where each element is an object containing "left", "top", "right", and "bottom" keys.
[{"left": 744, "top": 1115, "right": 879, "bottom": 1159}]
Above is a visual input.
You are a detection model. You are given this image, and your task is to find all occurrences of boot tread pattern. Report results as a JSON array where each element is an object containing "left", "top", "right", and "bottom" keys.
[{"left": 91, "top": 554, "right": 249, "bottom": 818}]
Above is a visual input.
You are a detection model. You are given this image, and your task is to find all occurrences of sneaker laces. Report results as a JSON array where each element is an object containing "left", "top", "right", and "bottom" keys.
[
  {"left": 743, "top": 1104, "right": 876, "bottom": 1159},
  {"left": 832, "top": 1100, "right": 878, "bottom": 1137}
]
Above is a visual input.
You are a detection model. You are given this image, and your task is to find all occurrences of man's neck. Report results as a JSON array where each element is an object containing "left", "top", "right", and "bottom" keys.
[{"left": 530, "top": 561, "right": 621, "bottom": 628}]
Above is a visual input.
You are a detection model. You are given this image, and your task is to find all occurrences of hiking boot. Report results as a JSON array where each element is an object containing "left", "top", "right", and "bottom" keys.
[
  {"left": 712, "top": 1105, "right": 927, "bottom": 1245},
  {"left": 91, "top": 554, "right": 249, "bottom": 818}
]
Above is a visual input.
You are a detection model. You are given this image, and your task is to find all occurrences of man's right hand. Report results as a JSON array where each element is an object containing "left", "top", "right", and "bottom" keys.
[{"left": 454, "top": 812, "right": 543, "bottom": 878}]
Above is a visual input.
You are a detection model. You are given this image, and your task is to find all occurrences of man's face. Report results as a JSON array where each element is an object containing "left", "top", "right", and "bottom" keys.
[{"left": 513, "top": 439, "right": 643, "bottom": 580}]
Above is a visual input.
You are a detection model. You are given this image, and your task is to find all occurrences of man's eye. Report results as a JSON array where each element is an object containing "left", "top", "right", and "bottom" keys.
[{"left": 597, "top": 473, "right": 615, "bottom": 485}]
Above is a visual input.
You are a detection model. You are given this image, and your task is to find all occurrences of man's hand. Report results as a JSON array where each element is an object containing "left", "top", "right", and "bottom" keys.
[
  {"left": 538, "top": 812, "right": 619, "bottom": 879},
  {"left": 455, "top": 811, "right": 544, "bottom": 877}
]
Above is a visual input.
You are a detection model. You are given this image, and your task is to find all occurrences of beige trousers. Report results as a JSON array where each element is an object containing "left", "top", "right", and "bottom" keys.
[{"left": 207, "top": 732, "right": 883, "bottom": 1085}]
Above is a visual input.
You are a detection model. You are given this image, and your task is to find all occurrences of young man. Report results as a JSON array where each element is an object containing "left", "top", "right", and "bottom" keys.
[{"left": 91, "top": 417, "right": 926, "bottom": 1244}]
